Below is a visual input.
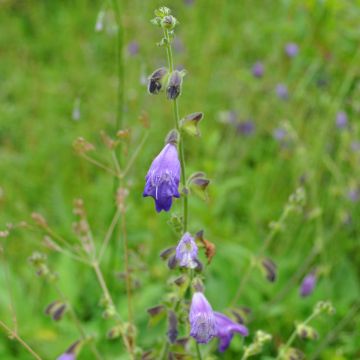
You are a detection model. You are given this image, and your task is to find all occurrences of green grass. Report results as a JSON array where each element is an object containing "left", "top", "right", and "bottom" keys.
[{"left": 0, "top": 0, "right": 359, "bottom": 359}]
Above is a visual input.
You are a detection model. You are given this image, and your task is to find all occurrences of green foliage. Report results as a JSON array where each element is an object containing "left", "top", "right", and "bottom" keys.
[{"left": 0, "top": 0, "right": 359, "bottom": 359}]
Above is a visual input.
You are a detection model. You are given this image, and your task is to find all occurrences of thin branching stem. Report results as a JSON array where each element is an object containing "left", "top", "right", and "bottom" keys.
[
  {"left": 92, "top": 260, "right": 133, "bottom": 355},
  {"left": 98, "top": 207, "right": 122, "bottom": 263},
  {"left": 0, "top": 321, "right": 43, "bottom": 360},
  {"left": 275, "top": 311, "right": 318, "bottom": 360},
  {"left": 1, "top": 249, "right": 18, "bottom": 332},
  {"left": 80, "top": 153, "right": 120, "bottom": 178},
  {"left": 231, "top": 206, "right": 291, "bottom": 305},
  {"left": 53, "top": 284, "right": 103, "bottom": 360}
]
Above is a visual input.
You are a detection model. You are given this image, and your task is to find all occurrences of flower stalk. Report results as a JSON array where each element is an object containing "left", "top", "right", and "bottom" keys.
[{"left": 163, "top": 28, "right": 188, "bottom": 231}]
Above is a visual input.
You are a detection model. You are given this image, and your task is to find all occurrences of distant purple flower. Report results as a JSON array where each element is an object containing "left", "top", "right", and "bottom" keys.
[
  {"left": 57, "top": 353, "right": 75, "bottom": 360},
  {"left": 347, "top": 188, "right": 359, "bottom": 203},
  {"left": 300, "top": 273, "right": 316, "bottom": 297},
  {"left": 273, "top": 127, "right": 287, "bottom": 141},
  {"left": 184, "top": 0, "right": 195, "bottom": 5},
  {"left": 143, "top": 143, "right": 181, "bottom": 212},
  {"left": 189, "top": 292, "right": 217, "bottom": 344},
  {"left": 285, "top": 42, "right": 299, "bottom": 58},
  {"left": 237, "top": 121, "right": 255, "bottom": 136},
  {"left": 127, "top": 41, "right": 139, "bottom": 56},
  {"left": 214, "top": 312, "right": 249, "bottom": 352},
  {"left": 275, "top": 83, "right": 289, "bottom": 100},
  {"left": 336, "top": 111, "right": 348, "bottom": 129},
  {"left": 176, "top": 232, "right": 198, "bottom": 268},
  {"left": 252, "top": 61, "right": 264, "bottom": 78}
]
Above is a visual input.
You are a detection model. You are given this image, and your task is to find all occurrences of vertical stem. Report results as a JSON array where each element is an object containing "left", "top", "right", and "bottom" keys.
[
  {"left": 195, "top": 342, "right": 203, "bottom": 360},
  {"left": 120, "top": 206, "right": 134, "bottom": 335},
  {"left": 111, "top": 0, "right": 124, "bottom": 136},
  {"left": 164, "top": 29, "right": 188, "bottom": 232},
  {"left": 110, "top": 2, "right": 135, "bottom": 356},
  {"left": 92, "top": 261, "right": 133, "bottom": 356},
  {"left": 54, "top": 285, "right": 103, "bottom": 360}
]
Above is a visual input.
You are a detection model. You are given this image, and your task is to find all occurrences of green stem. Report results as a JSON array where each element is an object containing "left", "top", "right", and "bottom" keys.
[
  {"left": 231, "top": 206, "right": 291, "bottom": 305},
  {"left": 0, "top": 321, "right": 43, "bottom": 360},
  {"left": 164, "top": 29, "right": 188, "bottom": 232},
  {"left": 195, "top": 342, "right": 203, "bottom": 360},
  {"left": 275, "top": 311, "right": 318, "bottom": 360}
]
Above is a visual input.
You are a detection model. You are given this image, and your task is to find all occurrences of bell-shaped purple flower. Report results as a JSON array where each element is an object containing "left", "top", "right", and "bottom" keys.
[
  {"left": 214, "top": 312, "right": 249, "bottom": 352},
  {"left": 176, "top": 232, "right": 198, "bottom": 268},
  {"left": 189, "top": 292, "right": 217, "bottom": 344},
  {"left": 143, "top": 143, "right": 181, "bottom": 212},
  {"left": 58, "top": 353, "right": 75, "bottom": 360},
  {"left": 300, "top": 272, "right": 316, "bottom": 297}
]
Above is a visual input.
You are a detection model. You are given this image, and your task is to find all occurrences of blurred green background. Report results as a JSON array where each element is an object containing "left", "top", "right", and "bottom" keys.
[{"left": 0, "top": 0, "right": 359, "bottom": 359}]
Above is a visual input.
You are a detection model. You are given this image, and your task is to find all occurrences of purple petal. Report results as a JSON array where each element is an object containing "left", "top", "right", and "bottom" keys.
[
  {"left": 300, "top": 273, "right": 316, "bottom": 297},
  {"left": 175, "top": 232, "right": 198, "bottom": 268},
  {"left": 214, "top": 312, "right": 249, "bottom": 352},
  {"left": 57, "top": 353, "right": 75, "bottom": 360},
  {"left": 143, "top": 144, "right": 181, "bottom": 212},
  {"left": 189, "top": 292, "right": 217, "bottom": 344}
]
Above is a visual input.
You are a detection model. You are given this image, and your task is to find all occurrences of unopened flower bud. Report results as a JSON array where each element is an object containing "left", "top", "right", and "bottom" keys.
[
  {"left": 167, "top": 310, "right": 178, "bottom": 343},
  {"left": 180, "top": 112, "right": 204, "bottom": 137},
  {"left": 45, "top": 300, "right": 68, "bottom": 321},
  {"left": 282, "top": 347, "right": 304, "bottom": 360},
  {"left": 148, "top": 67, "right": 168, "bottom": 95},
  {"left": 147, "top": 305, "right": 165, "bottom": 317},
  {"left": 296, "top": 324, "right": 318, "bottom": 340},
  {"left": 167, "top": 254, "right": 178, "bottom": 269},
  {"left": 161, "top": 15, "right": 177, "bottom": 29},
  {"left": 159, "top": 246, "right": 176, "bottom": 260},
  {"left": 107, "top": 325, "right": 123, "bottom": 340},
  {"left": 314, "top": 301, "right": 335, "bottom": 316},
  {"left": 260, "top": 257, "right": 277, "bottom": 282},
  {"left": 165, "top": 129, "right": 179, "bottom": 145},
  {"left": 166, "top": 70, "right": 183, "bottom": 100}
]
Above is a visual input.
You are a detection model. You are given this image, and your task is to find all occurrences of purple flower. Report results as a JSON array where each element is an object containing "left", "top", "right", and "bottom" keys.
[
  {"left": 214, "top": 312, "right": 249, "bottom": 352},
  {"left": 237, "top": 120, "right": 255, "bottom": 136},
  {"left": 143, "top": 143, "right": 181, "bottom": 212},
  {"left": 336, "top": 111, "right": 348, "bottom": 129},
  {"left": 285, "top": 42, "right": 299, "bottom": 58},
  {"left": 57, "top": 353, "right": 75, "bottom": 360},
  {"left": 176, "top": 232, "right": 198, "bottom": 268},
  {"left": 273, "top": 127, "right": 287, "bottom": 141},
  {"left": 347, "top": 188, "right": 359, "bottom": 203},
  {"left": 189, "top": 292, "right": 217, "bottom": 344},
  {"left": 300, "top": 273, "right": 316, "bottom": 297},
  {"left": 127, "top": 41, "right": 139, "bottom": 56},
  {"left": 275, "top": 83, "right": 289, "bottom": 100},
  {"left": 252, "top": 61, "right": 264, "bottom": 78}
]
